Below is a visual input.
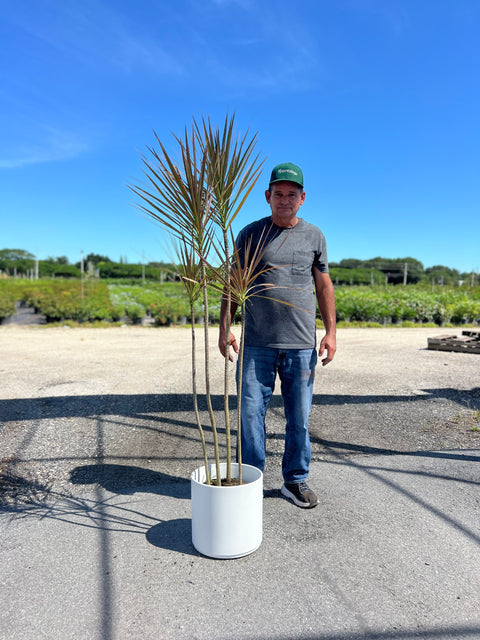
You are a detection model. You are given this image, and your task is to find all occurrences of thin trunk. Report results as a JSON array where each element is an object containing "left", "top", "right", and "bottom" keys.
[
  {"left": 190, "top": 305, "right": 210, "bottom": 484},
  {"left": 222, "top": 228, "right": 232, "bottom": 482},
  {"left": 236, "top": 306, "right": 246, "bottom": 486},
  {"left": 202, "top": 260, "right": 222, "bottom": 486}
]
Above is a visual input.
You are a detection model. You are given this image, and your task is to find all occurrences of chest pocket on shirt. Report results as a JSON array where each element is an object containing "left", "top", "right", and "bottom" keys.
[{"left": 292, "top": 251, "right": 315, "bottom": 275}]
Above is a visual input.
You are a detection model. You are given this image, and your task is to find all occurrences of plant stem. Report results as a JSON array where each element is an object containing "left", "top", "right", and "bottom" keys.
[
  {"left": 202, "top": 260, "right": 222, "bottom": 485},
  {"left": 237, "top": 306, "right": 246, "bottom": 486},
  {"left": 190, "top": 306, "right": 210, "bottom": 484},
  {"left": 222, "top": 229, "right": 232, "bottom": 483}
]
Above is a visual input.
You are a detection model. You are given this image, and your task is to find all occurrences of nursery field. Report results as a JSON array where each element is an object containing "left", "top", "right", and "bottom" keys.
[
  {"left": 0, "top": 280, "right": 222, "bottom": 326},
  {"left": 1, "top": 279, "right": 479, "bottom": 326}
]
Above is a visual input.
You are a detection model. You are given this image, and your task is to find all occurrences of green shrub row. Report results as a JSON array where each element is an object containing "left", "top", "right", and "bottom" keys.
[
  {"left": 0, "top": 280, "right": 18, "bottom": 320},
  {"left": 1, "top": 280, "right": 479, "bottom": 326},
  {"left": 11, "top": 280, "right": 122, "bottom": 322},
  {"left": 335, "top": 287, "right": 480, "bottom": 324}
]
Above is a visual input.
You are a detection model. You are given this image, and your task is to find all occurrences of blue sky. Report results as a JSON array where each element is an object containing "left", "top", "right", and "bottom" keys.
[{"left": 1, "top": 0, "right": 479, "bottom": 273}]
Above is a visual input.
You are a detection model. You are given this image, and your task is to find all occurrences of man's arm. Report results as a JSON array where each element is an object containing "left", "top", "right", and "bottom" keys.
[
  {"left": 218, "top": 294, "right": 239, "bottom": 361},
  {"left": 313, "top": 269, "right": 337, "bottom": 366}
]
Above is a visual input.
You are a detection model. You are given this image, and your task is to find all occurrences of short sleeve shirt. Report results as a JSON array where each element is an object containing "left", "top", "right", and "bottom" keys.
[{"left": 235, "top": 216, "right": 329, "bottom": 349}]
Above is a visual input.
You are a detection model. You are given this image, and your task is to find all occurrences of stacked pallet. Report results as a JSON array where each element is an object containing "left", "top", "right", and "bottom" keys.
[{"left": 427, "top": 330, "right": 480, "bottom": 354}]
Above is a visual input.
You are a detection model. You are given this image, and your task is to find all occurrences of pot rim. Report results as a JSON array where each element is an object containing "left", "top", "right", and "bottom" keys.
[{"left": 191, "top": 462, "right": 263, "bottom": 487}]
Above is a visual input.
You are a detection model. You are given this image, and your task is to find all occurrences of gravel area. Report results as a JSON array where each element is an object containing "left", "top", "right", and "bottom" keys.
[{"left": 1, "top": 326, "right": 479, "bottom": 504}]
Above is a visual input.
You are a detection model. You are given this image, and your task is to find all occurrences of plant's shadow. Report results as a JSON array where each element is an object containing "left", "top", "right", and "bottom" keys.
[
  {"left": 1, "top": 467, "right": 201, "bottom": 556},
  {"left": 69, "top": 464, "right": 190, "bottom": 499},
  {"left": 146, "top": 518, "right": 197, "bottom": 554}
]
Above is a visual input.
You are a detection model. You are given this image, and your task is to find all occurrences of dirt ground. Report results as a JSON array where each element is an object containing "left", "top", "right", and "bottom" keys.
[{"left": 1, "top": 326, "right": 479, "bottom": 500}]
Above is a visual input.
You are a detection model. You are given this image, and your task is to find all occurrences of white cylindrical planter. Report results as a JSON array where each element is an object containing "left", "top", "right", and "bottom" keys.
[{"left": 191, "top": 462, "right": 263, "bottom": 559}]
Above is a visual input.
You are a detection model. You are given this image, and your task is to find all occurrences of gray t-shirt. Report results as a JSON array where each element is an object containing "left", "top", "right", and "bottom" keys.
[{"left": 235, "top": 216, "right": 329, "bottom": 349}]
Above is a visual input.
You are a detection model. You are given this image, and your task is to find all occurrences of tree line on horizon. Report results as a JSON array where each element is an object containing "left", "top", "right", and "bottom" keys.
[{"left": 0, "top": 248, "right": 476, "bottom": 286}]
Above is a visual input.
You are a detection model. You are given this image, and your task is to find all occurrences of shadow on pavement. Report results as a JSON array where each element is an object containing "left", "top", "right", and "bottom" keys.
[
  {"left": 69, "top": 463, "right": 189, "bottom": 497},
  {"left": 1, "top": 387, "right": 479, "bottom": 423}
]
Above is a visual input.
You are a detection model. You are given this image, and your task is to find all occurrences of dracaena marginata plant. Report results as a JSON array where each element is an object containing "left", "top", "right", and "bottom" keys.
[
  {"left": 198, "top": 115, "right": 264, "bottom": 483},
  {"left": 131, "top": 114, "right": 267, "bottom": 486}
]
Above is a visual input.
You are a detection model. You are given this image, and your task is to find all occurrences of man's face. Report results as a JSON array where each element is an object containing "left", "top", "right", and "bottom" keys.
[{"left": 265, "top": 181, "right": 305, "bottom": 227}]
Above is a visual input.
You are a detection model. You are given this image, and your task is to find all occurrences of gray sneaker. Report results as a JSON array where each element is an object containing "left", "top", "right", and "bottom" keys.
[{"left": 281, "top": 482, "right": 318, "bottom": 508}]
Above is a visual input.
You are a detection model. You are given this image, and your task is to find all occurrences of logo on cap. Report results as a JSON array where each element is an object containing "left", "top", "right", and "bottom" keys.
[{"left": 269, "top": 162, "right": 303, "bottom": 188}]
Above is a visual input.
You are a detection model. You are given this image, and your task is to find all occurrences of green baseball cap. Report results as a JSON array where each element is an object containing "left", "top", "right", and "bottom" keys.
[{"left": 269, "top": 162, "right": 304, "bottom": 188}]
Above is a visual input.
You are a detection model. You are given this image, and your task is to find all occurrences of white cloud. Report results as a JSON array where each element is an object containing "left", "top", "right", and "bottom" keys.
[
  {"left": 5, "top": 1, "right": 186, "bottom": 78},
  {"left": 0, "top": 127, "right": 89, "bottom": 169}
]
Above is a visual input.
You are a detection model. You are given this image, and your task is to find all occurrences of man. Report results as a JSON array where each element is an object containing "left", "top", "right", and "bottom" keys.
[{"left": 218, "top": 162, "right": 336, "bottom": 508}]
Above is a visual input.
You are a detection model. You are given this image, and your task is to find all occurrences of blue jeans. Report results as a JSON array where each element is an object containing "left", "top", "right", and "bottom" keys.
[{"left": 237, "top": 346, "right": 317, "bottom": 484}]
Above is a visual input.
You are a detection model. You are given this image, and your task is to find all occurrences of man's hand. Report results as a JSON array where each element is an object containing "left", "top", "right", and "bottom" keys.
[
  {"left": 319, "top": 332, "right": 336, "bottom": 366},
  {"left": 218, "top": 330, "right": 239, "bottom": 362},
  {"left": 313, "top": 270, "right": 336, "bottom": 366}
]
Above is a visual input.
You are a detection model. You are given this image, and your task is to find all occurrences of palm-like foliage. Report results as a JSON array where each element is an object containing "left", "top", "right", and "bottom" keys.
[
  {"left": 197, "top": 114, "right": 265, "bottom": 481},
  {"left": 133, "top": 125, "right": 214, "bottom": 248},
  {"left": 131, "top": 123, "right": 223, "bottom": 485},
  {"left": 130, "top": 114, "right": 265, "bottom": 486}
]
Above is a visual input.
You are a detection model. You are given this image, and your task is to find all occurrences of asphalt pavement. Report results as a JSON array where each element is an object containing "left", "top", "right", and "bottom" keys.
[
  {"left": 1, "top": 327, "right": 479, "bottom": 639},
  {"left": 2, "top": 449, "right": 480, "bottom": 640}
]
